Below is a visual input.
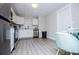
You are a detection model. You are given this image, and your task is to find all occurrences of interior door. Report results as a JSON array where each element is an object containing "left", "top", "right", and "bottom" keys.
[{"left": 57, "top": 4, "right": 72, "bottom": 32}]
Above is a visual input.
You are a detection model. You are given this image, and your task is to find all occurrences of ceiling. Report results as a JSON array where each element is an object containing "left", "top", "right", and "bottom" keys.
[{"left": 12, "top": 3, "right": 67, "bottom": 17}]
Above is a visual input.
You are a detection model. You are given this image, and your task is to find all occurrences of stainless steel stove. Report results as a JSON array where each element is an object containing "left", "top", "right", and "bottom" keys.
[{"left": 33, "top": 28, "right": 39, "bottom": 38}]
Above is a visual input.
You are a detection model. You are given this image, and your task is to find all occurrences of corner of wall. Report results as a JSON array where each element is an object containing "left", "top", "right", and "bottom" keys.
[{"left": 47, "top": 36, "right": 56, "bottom": 40}]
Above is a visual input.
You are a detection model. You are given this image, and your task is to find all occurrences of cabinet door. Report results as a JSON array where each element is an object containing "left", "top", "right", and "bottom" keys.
[
  {"left": 57, "top": 4, "right": 72, "bottom": 32},
  {"left": 10, "top": 27, "right": 14, "bottom": 51},
  {"left": 26, "top": 30, "right": 33, "bottom": 37},
  {"left": 33, "top": 18, "right": 38, "bottom": 25},
  {"left": 16, "top": 16, "right": 24, "bottom": 24}
]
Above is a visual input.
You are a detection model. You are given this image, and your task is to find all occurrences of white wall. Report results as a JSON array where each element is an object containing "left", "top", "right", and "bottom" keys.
[
  {"left": 57, "top": 4, "right": 72, "bottom": 32},
  {"left": 23, "top": 18, "right": 33, "bottom": 29},
  {"left": 71, "top": 4, "right": 79, "bottom": 28},
  {"left": 39, "top": 16, "right": 46, "bottom": 38},
  {"left": 46, "top": 3, "right": 79, "bottom": 41},
  {"left": 46, "top": 4, "right": 72, "bottom": 40},
  {"left": 56, "top": 3, "right": 79, "bottom": 32},
  {"left": 46, "top": 12, "right": 57, "bottom": 40}
]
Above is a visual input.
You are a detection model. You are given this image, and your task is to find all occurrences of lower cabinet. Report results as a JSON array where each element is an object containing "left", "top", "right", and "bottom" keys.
[{"left": 18, "top": 29, "right": 33, "bottom": 39}]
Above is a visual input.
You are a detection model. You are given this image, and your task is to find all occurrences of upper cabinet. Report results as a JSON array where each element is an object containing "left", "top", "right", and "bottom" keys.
[
  {"left": 11, "top": 8, "right": 17, "bottom": 23},
  {"left": 0, "top": 4, "right": 11, "bottom": 20},
  {"left": 16, "top": 16, "right": 24, "bottom": 24},
  {"left": 32, "top": 18, "right": 38, "bottom": 25},
  {"left": 11, "top": 8, "right": 24, "bottom": 24}
]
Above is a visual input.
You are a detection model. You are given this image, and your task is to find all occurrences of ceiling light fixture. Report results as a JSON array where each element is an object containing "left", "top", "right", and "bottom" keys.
[{"left": 32, "top": 4, "right": 38, "bottom": 8}]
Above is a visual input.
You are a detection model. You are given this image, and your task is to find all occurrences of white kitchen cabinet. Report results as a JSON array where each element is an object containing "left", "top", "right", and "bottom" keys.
[
  {"left": 11, "top": 8, "right": 24, "bottom": 24},
  {"left": 18, "top": 29, "right": 33, "bottom": 39},
  {"left": 10, "top": 27, "right": 14, "bottom": 52},
  {"left": 16, "top": 16, "right": 24, "bottom": 24},
  {"left": 33, "top": 18, "right": 38, "bottom": 25},
  {"left": 11, "top": 8, "right": 17, "bottom": 23},
  {"left": 12, "top": 16, "right": 24, "bottom": 24}
]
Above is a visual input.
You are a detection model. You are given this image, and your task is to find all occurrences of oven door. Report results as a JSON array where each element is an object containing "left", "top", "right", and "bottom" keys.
[{"left": 33, "top": 30, "right": 39, "bottom": 38}]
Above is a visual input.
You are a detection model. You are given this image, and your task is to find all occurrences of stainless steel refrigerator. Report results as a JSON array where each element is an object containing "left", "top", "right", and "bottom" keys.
[{"left": 0, "top": 17, "right": 10, "bottom": 55}]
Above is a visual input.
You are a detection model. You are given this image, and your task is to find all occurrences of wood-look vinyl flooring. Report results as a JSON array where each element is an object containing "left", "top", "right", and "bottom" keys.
[{"left": 11, "top": 38, "right": 57, "bottom": 55}]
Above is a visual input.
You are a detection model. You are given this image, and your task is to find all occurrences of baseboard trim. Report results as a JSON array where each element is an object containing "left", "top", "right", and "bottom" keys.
[
  {"left": 47, "top": 36, "right": 56, "bottom": 41},
  {"left": 18, "top": 37, "right": 33, "bottom": 40}
]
